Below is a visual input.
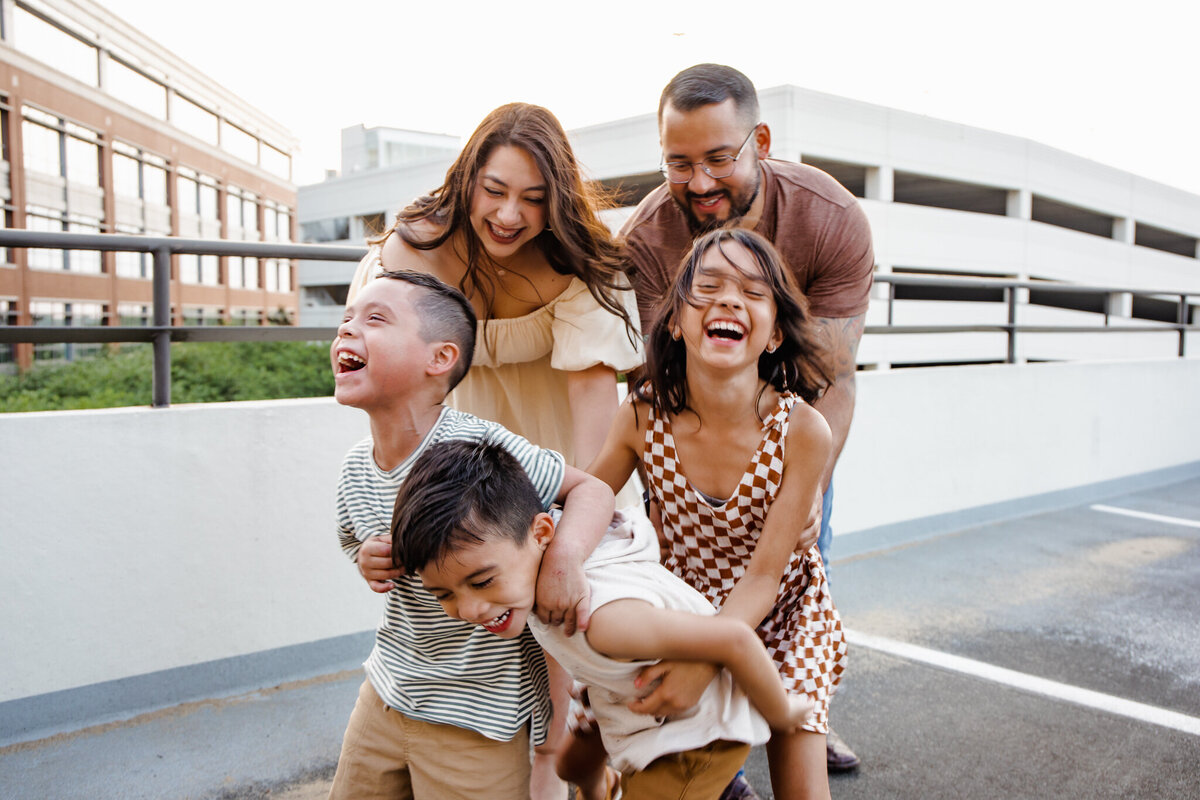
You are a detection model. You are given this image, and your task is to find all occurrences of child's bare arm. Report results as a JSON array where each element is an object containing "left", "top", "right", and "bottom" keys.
[
  {"left": 585, "top": 398, "right": 643, "bottom": 496},
  {"left": 719, "top": 404, "right": 831, "bottom": 629},
  {"left": 587, "top": 600, "right": 814, "bottom": 732},
  {"left": 536, "top": 465, "right": 614, "bottom": 635}
]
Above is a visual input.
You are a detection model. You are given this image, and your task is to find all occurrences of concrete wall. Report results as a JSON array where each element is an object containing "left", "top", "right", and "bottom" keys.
[
  {"left": 2, "top": 359, "right": 1198, "bottom": 742},
  {"left": 837, "top": 358, "right": 1200, "bottom": 536}
]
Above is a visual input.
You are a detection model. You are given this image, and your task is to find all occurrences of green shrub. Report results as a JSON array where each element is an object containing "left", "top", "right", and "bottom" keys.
[{"left": 0, "top": 341, "right": 334, "bottom": 412}]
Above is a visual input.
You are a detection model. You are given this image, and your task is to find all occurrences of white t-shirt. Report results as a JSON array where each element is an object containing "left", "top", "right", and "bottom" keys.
[{"left": 530, "top": 509, "right": 770, "bottom": 773}]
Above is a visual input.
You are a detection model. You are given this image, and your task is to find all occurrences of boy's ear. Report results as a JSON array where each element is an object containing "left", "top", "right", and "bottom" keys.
[
  {"left": 425, "top": 341, "right": 460, "bottom": 378},
  {"left": 530, "top": 512, "right": 556, "bottom": 550}
]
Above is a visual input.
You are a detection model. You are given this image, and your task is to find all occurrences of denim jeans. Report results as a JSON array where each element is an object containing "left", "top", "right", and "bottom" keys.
[{"left": 818, "top": 479, "right": 834, "bottom": 583}]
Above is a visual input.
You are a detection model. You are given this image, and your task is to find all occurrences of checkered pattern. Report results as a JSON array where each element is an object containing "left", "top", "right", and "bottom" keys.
[{"left": 643, "top": 393, "right": 847, "bottom": 733}]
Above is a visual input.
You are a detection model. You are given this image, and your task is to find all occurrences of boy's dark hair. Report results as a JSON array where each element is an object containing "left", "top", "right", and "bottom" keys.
[
  {"left": 377, "top": 269, "right": 477, "bottom": 390},
  {"left": 391, "top": 438, "right": 542, "bottom": 572},
  {"left": 658, "top": 63, "right": 759, "bottom": 130},
  {"left": 638, "top": 227, "right": 832, "bottom": 415}
]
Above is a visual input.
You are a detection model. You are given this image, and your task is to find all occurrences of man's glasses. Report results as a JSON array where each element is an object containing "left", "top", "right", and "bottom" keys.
[{"left": 660, "top": 125, "right": 759, "bottom": 184}]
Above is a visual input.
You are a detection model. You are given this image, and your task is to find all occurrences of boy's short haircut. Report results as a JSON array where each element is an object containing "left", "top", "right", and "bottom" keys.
[
  {"left": 391, "top": 439, "right": 542, "bottom": 572},
  {"left": 377, "top": 269, "right": 477, "bottom": 390}
]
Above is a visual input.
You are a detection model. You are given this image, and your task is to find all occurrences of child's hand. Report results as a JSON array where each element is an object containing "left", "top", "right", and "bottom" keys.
[
  {"left": 627, "top": 660, "right": 719, "bottom": 717},
  {"left": 535, "top": 560, "right": 592, "bottom": 636},
  {"left": 771, "top": 693, "right": 817, "bottom": 733},
  {"left": 357, "top": 534, "right": 403, "bottom": 593}
]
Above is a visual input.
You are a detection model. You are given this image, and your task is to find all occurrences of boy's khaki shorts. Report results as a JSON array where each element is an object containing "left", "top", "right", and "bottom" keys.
[
  {"left": 328, "top": 679, "right": 532, "bottom": 800},
  {"left": 621, "top": 739, "right": 751, "bottom": 800}
]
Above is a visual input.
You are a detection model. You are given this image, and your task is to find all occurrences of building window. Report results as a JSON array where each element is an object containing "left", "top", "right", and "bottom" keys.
[
  {"left": 0, "top": 298, "right": 15, "bottom": 367},
  {"left": 11, "top": 6, "right": 99, "bottom": 87},
  {"left": 29, "top": 300, "right": 105, "bottom": 361},
  {"left": 182, "top": 306, "right": 223, "bottom": 326},
  {"left": 263, "top": 202, "right": 292, "bottom": 294},
  {"left": 105, "top": 57, "right": 168, "bottom": 120},
  {"left": 117, "top": 302, "right": 152, "bottom": 327},
  {"left": 21, "top": 109, "right": 105, "bottom": 273},
  {"left": 300, "top": 217, "right": 350, "bottom": 243},
  {"left": 261, "top": 144, "right": 291, "bottom": 181},
  {"left": 229, "top": 307, "right": 262, "bottom": 326},
  {"left": 112, "top": 142, "right": 170, "bottom": 279},
  {"left": 220, "top": 120, "right": 258, "bottom": 166},
  {"left": 173, "top": 94, "right": 219, "bottom": 146},
  {"left": 226, "top": 187, "right": 259, "bottom": 290},
  {"left": 176, "top": 166, "right": 220, "bottom": 241},
  {"left": 178, "top": 254, "right": 219, "bottom": 286}
]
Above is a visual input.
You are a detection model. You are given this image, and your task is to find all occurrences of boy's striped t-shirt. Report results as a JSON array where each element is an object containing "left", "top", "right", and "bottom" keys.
[{"left": 336, "top": 406, "right": 565, "bottom": 743}]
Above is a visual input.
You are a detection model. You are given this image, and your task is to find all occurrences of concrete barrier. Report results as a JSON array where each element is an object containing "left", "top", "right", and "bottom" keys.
[{"left": 2, "top": 358, "right": 1198, "bottom": 744}]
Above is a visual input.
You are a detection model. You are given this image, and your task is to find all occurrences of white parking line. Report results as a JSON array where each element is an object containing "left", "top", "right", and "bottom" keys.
[
  {"left": 845, "top": 629, "right": 1200, "bottom": 737},
  {"left": 1091, "top": 504, "right": 1200, "bottom": 529}
]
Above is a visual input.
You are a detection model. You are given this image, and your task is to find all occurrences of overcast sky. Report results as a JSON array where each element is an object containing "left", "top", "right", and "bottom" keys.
[{"left": 99, "top": 0, "right": 1200, "bottom": 195}]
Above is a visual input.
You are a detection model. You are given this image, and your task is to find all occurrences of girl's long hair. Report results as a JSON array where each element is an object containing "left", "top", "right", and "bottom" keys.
[
  {"left": 638, "top": 227, "right": 832, "bottom": 416},
  {"left": 385, "top": 102, "right": 637, "bottom": 343}
]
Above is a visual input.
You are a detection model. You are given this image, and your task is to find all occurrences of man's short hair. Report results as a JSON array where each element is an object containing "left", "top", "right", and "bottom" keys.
[
  {"left": 390, "top": 439, "right": 542, "bottom": 572},
  {"left": 378, "top": 269, "right": 477, "bottom": 390},
  {"left": 658, "top": 63, "right": 760, "bottom": 129}
]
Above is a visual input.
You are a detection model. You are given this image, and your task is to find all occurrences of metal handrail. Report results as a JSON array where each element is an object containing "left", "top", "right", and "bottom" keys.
[
  {"left": 0, "top": 230, "right": 364, "bottom": 406},
  {"left": 870, "top": 274, "right": 1196, "bottom": 362},
  {"left": 1, "top": 230, "right": 1196, "bottom": 407}
]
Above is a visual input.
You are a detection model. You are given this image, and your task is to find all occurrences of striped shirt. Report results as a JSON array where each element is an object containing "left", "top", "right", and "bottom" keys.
[{"left": 336, "top": 406, "right": 565, "bottom": 743}]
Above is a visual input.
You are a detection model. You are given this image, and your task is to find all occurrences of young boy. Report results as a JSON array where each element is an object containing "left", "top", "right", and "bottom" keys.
[
  {"left": 392, "top": 438, "right": 816, "bottom": 800},
  {"left": 328, "top": 269, "right": 613, "bottom": 800}
]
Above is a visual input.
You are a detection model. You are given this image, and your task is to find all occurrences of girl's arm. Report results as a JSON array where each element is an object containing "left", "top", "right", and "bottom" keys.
[
  {"left": 566, "top": 364, "right": 620, "bottom": 467},
  {"left": 584, "top": 398, "right": 643, "bottom": 496},
  {"left": 719, "top": 403, "right": 832, "bottom": 629},
  {"left": 627, "top": 404, "right": 831, "bottom": 717},
  {"left": 537, "top": 464, "right": 615, "bottom": 636},
  {"left": 587, "top": 600, "right": 814, "bottom": 732}
]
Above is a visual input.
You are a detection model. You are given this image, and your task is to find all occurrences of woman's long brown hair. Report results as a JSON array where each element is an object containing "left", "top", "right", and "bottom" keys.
[{"left": 387, "top": 103, "right": 637, "bottom": 343}]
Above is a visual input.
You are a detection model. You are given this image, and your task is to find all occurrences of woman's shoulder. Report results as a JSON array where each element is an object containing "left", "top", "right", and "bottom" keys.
[{"left": 380, "top": 221, "right": 464, "bottom": 283}]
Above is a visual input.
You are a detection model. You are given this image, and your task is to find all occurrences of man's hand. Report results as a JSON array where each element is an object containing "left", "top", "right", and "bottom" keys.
[
  {"left": 535, "top": 560, "right": 592, "bottom": 636},
  {"left": 796, "top": 490, "right": 823, "bottom": 555},
  {"left": 357, "top": 535, "right": 402, "bottom": 593},
  {"left": 627, "top": 660, "right": 719, "bottom": 717}
]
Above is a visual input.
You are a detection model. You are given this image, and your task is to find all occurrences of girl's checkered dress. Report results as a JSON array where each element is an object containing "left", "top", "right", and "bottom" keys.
[{"left": 642, "top": 392, "right": 847, "bottom": 733}]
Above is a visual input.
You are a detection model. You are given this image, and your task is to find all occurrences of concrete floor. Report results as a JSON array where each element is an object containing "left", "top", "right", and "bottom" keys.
[{"left": 4, "top": 478, "right": 1199, "bottom": 799}]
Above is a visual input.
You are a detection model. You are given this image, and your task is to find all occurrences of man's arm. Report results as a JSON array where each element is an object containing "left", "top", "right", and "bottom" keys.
[
  {"left": 587, "top": 600, "right": 814, "bottom": 732},
  {"left": 810, "top": 312, "right": 865, "bottom": 491}
]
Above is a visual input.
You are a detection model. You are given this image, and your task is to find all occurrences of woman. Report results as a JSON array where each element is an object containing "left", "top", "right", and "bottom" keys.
[
  {"left": 346, "top": 102, "right": 643, "bottom": 800},
  {"left": 348, "top": 102, "right": 641, "bottom": 472}
]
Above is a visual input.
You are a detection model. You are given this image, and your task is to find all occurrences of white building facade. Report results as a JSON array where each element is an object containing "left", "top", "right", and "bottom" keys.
[{"left": 298, "top": 86, "right": 1200, "bottom": 366}]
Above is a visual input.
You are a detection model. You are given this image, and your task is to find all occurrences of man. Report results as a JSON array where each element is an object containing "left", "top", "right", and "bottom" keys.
[{"left": 620, "top": 63, "right": 873, "bottom": 784}]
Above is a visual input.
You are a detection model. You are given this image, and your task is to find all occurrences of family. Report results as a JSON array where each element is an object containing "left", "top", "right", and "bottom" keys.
[{"left": 327, "top": 63, "right": 874, "bottom": 800}]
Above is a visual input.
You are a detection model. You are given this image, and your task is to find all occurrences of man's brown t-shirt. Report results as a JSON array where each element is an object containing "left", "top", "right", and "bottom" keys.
[{"left": 620, "top": 159, "right": 875, "bottom": 328}]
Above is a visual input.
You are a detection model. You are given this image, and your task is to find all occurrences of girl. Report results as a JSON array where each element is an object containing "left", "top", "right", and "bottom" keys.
[
  {"left": 347, "top": 103, "right": 643, "bottom": 800},
  {"left": 586, "top": 227, "right": 845, "bottom": 800}
]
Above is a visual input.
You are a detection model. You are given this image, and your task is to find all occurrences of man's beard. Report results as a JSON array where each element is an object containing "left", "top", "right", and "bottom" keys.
[{"left": 676, "top": 177, "right": 760, "bottom": 236}]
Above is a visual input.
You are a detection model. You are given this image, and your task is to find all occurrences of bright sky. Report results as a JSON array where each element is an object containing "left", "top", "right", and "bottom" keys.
[{"left": 99, "top": 0, "right": 1200, "bottom": 196}]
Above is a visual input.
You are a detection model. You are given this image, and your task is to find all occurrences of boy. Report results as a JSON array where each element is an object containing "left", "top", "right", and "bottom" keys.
[
  {"left": 328, "top": 269, "right": 614, "bottom": 800},
  {"left": 392, "top": 439, "right": 816, "bottom": 800}
]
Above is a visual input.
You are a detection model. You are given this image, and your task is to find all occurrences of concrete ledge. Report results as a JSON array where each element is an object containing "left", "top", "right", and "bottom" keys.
[{"left": 0, "top": 630, "right": 373, "bottom": 747}]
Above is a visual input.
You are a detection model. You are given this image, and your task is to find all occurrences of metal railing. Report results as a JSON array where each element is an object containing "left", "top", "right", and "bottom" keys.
[
  {"left": 0, "top": 230, "right": 364, "bottom": 406},
  {"left": 870, "top": 273, "right": 1197, "bottom": 363},
  {"left": 1, "top": 230, "right": 1197, "bottom": 407}
]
